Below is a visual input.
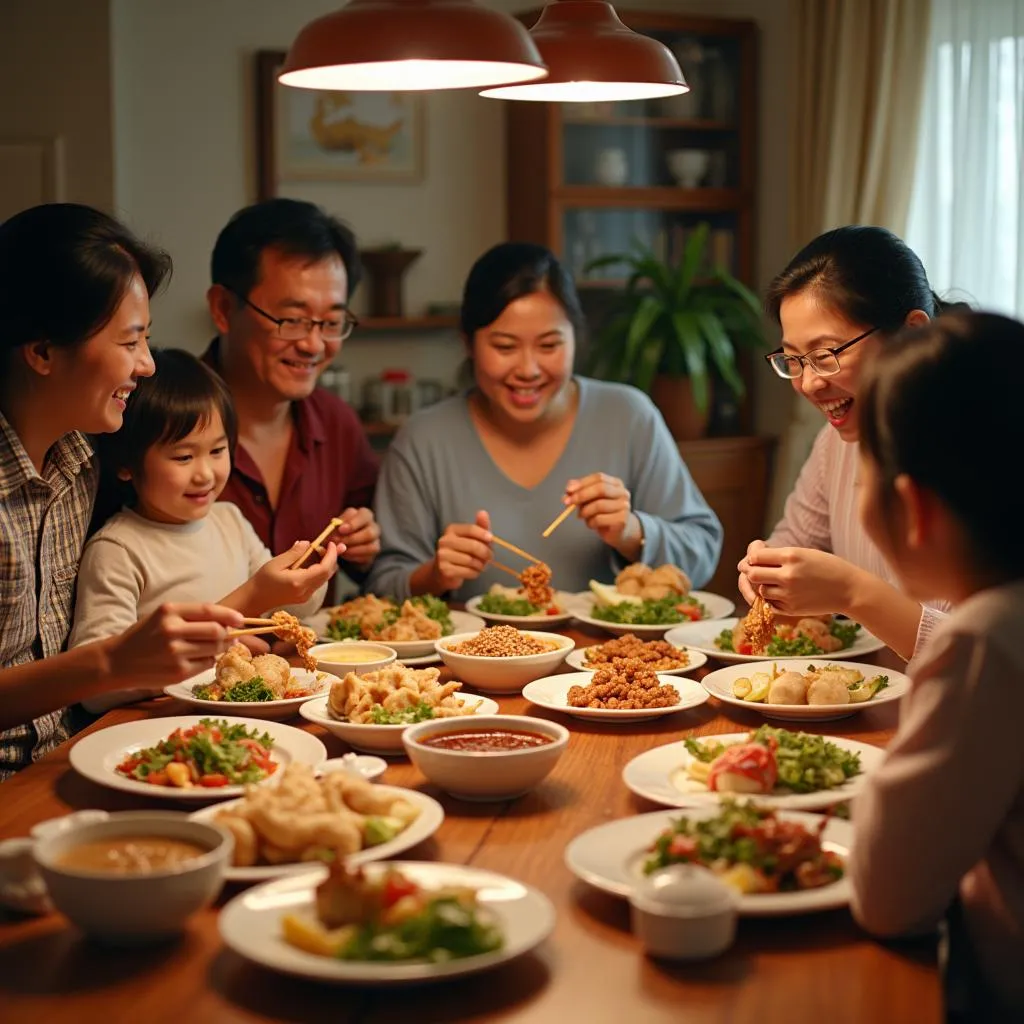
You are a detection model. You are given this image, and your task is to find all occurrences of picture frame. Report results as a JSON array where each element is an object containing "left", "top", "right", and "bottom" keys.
[{"left": 255, "top": 50, "right": 426, "bottom": 199}]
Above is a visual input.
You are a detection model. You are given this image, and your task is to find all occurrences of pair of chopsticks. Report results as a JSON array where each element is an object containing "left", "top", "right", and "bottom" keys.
[
  {"left": 228, "top": 617, "right": 279, "bottom": 638},
  {"left": 489, "top": 535, "right": 543, "bottom": 583},
  {"left": 290, "top": 517, "right": 344, "bottom": 570}
]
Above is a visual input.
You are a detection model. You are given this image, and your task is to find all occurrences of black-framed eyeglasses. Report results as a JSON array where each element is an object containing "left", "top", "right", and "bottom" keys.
[
  {"left": 765, "top": 327, "right": 879, "bottom": 379},
  {"left": 231, "top": 290, "right": 358, "bottom": 343}
]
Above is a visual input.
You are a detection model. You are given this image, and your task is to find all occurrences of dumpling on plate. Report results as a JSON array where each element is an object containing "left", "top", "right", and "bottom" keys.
[{"left": 767, "top": 671, "right": 808, "bottom": 705}]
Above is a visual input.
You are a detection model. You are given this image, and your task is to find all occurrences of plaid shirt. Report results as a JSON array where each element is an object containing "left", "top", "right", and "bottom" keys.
[{"left": 0, "top": 411, "right": 96, "bottom": 780}]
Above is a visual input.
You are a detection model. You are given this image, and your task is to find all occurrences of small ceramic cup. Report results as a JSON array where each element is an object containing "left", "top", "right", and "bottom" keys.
[{"left": 630, "top": 863, "right": 738, "bottom": 960}]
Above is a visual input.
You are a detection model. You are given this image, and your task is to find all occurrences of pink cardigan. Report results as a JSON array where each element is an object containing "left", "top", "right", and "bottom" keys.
[
  {"left": 768, "top": 425, "right": 947, "bottom": 656},
  {"left": 850, "top": 580, "right": 1024, "bottom": 1014}
]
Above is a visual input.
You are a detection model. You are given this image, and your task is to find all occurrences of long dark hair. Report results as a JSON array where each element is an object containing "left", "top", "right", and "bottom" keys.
[
  {"left": 211, "top": 197, "right": 362, "bottom": 298},
  {"left": 859, "top": 310, "right": 1024, "bottom": 579},
  {"left": 0, "top": 203, "right": 170, "bottom": 364},
  {"left": 90, "top": 348, "right": 237, "bottom": 533},
  {"left": 765, "top": 225, "right": 963, "bottom": 331},
  {"left": 460, "top": 242, "right": 585, "bottom": 340}
]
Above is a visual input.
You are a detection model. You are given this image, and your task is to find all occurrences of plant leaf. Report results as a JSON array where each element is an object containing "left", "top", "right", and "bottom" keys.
[
  {"left": 694, "top": 309, "right": 746, "bottom": 398},
  {"left": 622, "top": 295, "right": 664, "bottom": 380},
  {"left": 670, "top": 311, "right": 710, "bottom": 413},
  {"left": 632, "top": 334, "right": 666, "bottom": 394},
  {"left": 676, "top": 223, "right": 711, "bottom": 302}
]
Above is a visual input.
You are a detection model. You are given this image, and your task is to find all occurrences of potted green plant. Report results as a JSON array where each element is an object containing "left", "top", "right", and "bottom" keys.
[{"left": 583, "top": 222, "right": 766, "bottom": 440}]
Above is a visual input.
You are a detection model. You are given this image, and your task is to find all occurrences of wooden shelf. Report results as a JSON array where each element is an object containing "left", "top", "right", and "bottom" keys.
[
  {"left": 356, "top": 315, "right": 458, "bottom": 332},
  {"left": 563, "top": 116, "right": 736, "bottom": 131},
  {"left": 554, "top": 186, "right": 745, "bottom": 210}
]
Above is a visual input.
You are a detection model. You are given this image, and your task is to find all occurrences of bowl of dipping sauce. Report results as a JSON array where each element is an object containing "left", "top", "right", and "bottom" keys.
[
  {"left": 309, "top": 641, "right": 397, "bottom": 676},
  {"left": 402, "top": 714, "right": 569, "bottom": 800},
  {"left": 33, "top": 810, "right": 232, "bottom": 942}
]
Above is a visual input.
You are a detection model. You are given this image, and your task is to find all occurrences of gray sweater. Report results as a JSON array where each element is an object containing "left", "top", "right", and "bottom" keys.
[{"left": 367, "top": 378, "right": 722, "bottom": 600}]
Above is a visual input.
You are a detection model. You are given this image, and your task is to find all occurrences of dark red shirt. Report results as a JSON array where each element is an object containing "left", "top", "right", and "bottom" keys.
[{"left": 202, "top": 338, "right": 379, "bottom": 555}]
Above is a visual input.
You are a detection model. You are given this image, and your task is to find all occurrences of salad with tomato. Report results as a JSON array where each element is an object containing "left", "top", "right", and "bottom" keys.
[
  {"left": 114, "top": 718, "right": 277, "bottom": 788},
  {"left": 593, "top": 594, "right": 707, "bottom": 625},
  {"left": 644, "top": 800, "right": 844, "bottom": 894}
]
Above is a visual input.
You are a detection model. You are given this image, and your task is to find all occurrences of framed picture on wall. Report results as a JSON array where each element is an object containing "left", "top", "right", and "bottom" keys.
[{"left": 255, "top": 50, "right": 426, "bottom": 198}]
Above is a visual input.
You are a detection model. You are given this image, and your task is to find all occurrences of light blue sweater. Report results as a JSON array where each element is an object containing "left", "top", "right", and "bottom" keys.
[{"left": 367, "top": 378, "right": 723, "bottom": 600}]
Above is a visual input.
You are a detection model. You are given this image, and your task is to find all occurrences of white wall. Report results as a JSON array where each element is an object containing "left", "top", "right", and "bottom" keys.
[{"left": 110, "top": 0, "right": 793, "bottom": 438}]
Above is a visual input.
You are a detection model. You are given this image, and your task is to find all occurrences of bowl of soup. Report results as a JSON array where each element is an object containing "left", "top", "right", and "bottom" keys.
[
  {"left": 309, "top": 641, "right": 397, "bottom": 676},
  {"left": 402, "top": 714, "right": 569, "bottom": 800},
  {"left": 33, "top": 810, "right": 232, "bottom": 941}
]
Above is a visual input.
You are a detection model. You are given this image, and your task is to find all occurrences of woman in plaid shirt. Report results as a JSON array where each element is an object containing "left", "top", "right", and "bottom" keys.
[{"left": 0, "top": 203, "right": 243, "bottom": 779}]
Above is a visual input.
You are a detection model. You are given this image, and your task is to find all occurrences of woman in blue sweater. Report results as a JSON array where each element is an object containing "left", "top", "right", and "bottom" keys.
[{"left": 368, "top": 242, "right": 722, "bottom": 601}]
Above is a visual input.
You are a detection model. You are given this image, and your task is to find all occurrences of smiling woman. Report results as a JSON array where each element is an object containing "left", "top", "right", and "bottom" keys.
[
  {"left": 0, "top": 204, "right": 246, "bottom": 780},
  {"left": 737, "top": 226, "right": 960, "bottom": 662},
  {"left": 368, "top": 242, "right": 723, "bottom": 601}
]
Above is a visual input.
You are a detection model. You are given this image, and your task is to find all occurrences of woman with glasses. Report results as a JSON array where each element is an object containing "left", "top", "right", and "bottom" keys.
[
  {"left": 367, "top": 242, "right": 723, "bottom": 601},
  {"left": 0, "top": 203, "right": 243, "bottom": 779},
  {"left": 203, "top": 198, "right": 381, "bottom": 566},
  {"left": 738, "top": 225, "right": 958, "bottom": 661}
]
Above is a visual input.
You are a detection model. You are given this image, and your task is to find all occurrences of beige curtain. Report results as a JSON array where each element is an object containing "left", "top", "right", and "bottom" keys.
[{"left": 767, "top": 0, "right": 933, "bottom": 525}]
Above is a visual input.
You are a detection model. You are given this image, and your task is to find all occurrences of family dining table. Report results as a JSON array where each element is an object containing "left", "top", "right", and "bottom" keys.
[{"left": 0, "top": 612, "right": 941, "bottom": 1024}]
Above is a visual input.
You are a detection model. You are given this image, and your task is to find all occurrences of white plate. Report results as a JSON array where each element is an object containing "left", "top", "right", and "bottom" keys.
[
  {"left": 565, "top": 808, "right": 853, "bottom": 916},
  {"left": 573, "top": 591, "right": 736, "bottom": 638},
  {"left": 219, "top": 860, "right": 555, "bottom": 983},
  {"left": 565, "top": 645, "right": 708, "bottom": 676},
  {"left": 164, "top": 668, "right": 336, "bottom": 721},
  {"left": 68, "top": 716, "right": 327, "bottom": 801},
  {"left": 190, "top": 785, "right": 445, "bottom": 882},
  {"left": 664, "top": 617, "right": 887, "bottom": 664},
  {"left": 699, "top": 659, "right": 910, "bottom": 722},
  {"left": 522, "top": 672, "right": 708, "bottom": 722},
  {"left": 622, "top": 733, "right": 885, "bottom": 810},
  {"left": 298, "top": 693, "right": 501, "bottom": 755},
  {"left": 466, "top": 590, "right": 590, "bottom": 628},
  {"left": 305, "top": 608, "right": 485, "bottom": 659}
]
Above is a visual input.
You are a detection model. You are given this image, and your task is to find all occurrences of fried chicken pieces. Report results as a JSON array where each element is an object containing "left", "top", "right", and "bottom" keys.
[
  {"left": 327, "top": 665, "right": 477, "bottom": 724},
  {"left": 567, "top": 658, "right": 681, "bottom": 710},
  {"left": 213, "top": 643, "right": 295, "bottom": 698},
  {"left": 614, "top": 563, "right": 692, "bottom": 600}
]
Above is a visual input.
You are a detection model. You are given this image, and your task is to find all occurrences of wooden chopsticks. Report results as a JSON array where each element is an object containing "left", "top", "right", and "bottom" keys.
[
  {"left": 490, "top": 534, "right": 543, "bottom": 566},
  {"left": 541, "top": 504, "right": 576, "bottom": 538},
  {"left": 290, "top": 517, "right": 344, "bottom": 569},
  {"left": 489, "top": 559, "right": 524, "bottom": 582}
]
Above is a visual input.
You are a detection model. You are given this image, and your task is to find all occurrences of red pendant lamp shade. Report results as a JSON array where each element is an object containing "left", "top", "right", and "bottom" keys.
[
  {"left": 280, "top": 0, "right": 549, "bottom": 92},
  {"left": 481, "top": 1, "right": 687, "bottom": 102}
]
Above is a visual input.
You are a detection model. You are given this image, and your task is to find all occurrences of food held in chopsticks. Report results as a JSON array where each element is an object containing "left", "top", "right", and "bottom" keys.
[
  {"left": 270, "top": 610, "right": 318, "bottom": 671},
  {"left": 589, "top": 563, "right": 708, "bottom": 624},
  {"left": 741, "top": 593, "right": 775, "bottom": 656},
  {"left": 328, "top": 664, "right": 481, "bottom": 725},
  {"left": 447, "top": 625, "right": 559, "bottom": 658},
  {"left": 478, "top": 577, "right": 563, "bottom": 618},
  {"left": 644, "top": 799, "right": 844, "bottom": 894},
  {"left": 192, "top": 644, "right": 320, "bottom": 703},
  {"left": 683, "top": 726, "right": 862, "bottom": 795},
  {"left": 731, "top": 663, "right": 889, "bottom": 706},
  {"left": 325, "top": 595, "right": 454, "bottom": 642},
  {"left": 115, "top": 718, "right": 277, "bottom": 788},
  {"left": 214, "top": 763, "right": 419, "bottom": 867},
  {"left": 281, "top": 861, "right": 503, "bottom": 961},
  {"left": 582, "top": 633, "right": 690, "bottom": 672},
  {"left": 567, "top": 659, "right": 680, "bottom": 710},
  {"left": 716, "top": 614, "right": 860, "bottom": 657}
]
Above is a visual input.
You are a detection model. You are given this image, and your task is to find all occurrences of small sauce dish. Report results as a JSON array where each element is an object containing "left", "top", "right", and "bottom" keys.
[
  {"left": 630, "top": 863, "right": 738, "bottom": 960},
  {"left": 318, "top": 754, "right": 387, "bottom": 782}
]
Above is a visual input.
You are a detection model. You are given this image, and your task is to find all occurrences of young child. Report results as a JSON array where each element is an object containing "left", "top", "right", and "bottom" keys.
[
  {"left": 70, "top": 349, "right": 340, "bottom": 707},
  {"left": 849, "top": 311, "right": 1024, "bottom": 1018}
]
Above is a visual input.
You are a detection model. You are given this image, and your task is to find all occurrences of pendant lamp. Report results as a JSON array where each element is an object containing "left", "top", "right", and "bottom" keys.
[
  {"left": 480, "top": 0, "right": 687, "bottom": 102},
  {"left": 279, "top": 0, "right": 549, "bottom": 92}
]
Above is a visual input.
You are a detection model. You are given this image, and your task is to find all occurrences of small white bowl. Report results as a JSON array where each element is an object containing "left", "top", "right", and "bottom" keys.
[
  {"left": 309, "top": 641, "right": 397, "bottom": 676},
  {"left": 33, "top": 811, "right": 232, "bottom": 942},
  {"left": 299, "top": 693, "right": 500, "bottom": 755},
  {"left": 630, "top": 863, "right": 738, "bottom": 960},
  {"left": 402, "top": 714, "right": 569, "bottom": 801},
  {"left": 434, "top": 630, "right": 574, "bottom": 694},
  {"left": 317, "top": 754, "right": 388, "bottom": 782}
]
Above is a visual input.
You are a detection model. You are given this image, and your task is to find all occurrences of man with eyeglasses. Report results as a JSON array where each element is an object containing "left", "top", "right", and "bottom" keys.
[{"left": 202, "top": 198, "right": 380, "bottom": 570}]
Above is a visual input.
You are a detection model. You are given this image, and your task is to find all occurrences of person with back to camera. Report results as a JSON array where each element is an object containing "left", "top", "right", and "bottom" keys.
[
  {"left": 738, "top": 226, "right": 959, "bottom": 661},
  {"left": 849, "top": 311, "right": 1024, "bottom": 1021},
  {"left": 203, "top": 198, "right": 380, "bottom": 570},
  {"left": 368, "top": 241, "right": 723, "bottom": 601},
  {"left": 0, "top": 204, "right": 242, "bottom": 780}
]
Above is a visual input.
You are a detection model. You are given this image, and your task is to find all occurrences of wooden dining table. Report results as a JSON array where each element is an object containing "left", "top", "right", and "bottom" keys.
[{"left": 0, "top": 621, "right": 941, "bottom": 1023}]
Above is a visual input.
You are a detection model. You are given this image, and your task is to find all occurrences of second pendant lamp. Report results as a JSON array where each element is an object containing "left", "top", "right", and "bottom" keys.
[{"left": 481, "top": 0, "right": 687, "bottom": 102}]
